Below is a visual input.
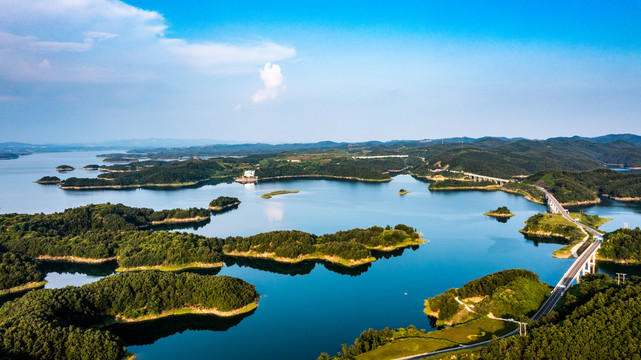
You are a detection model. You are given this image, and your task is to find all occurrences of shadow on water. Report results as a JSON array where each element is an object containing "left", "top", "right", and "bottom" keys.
[
  {"left": 597, "top": 261, "right": 641, "bottom": 278},
  {"left": 521, "top": 233, "right": 569, "bottom": 247},
  {"left": 150, "top": 217, "right": 212, "bottom": 231},
  {"left": 105, "top": 309, "right": 256, "bottom": 346},
  {"left": 210, "top": 204, "right": 240, "bottom": 217},
  {"left": 39, "top": 260, "right": 118, "bottom": 277},
  {"left": 224, "top": 256, "right": 316, "bottom": 276}
]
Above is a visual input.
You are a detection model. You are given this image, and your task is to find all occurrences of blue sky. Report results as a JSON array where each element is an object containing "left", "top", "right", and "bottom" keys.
[{"left": 0, "top": 0, "right": 639, "bottom": 143}]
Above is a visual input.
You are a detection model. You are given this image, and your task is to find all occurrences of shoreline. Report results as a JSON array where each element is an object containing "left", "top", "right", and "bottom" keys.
[
  {"left": 36, "top": 255, "right": 118, "bottom": 263},
  {"left": 224, "top": 238, "right": 425, "bottom": 267},
  {"left": 484, "top": 212, "right": 515, "bottom": 218},
  {"left": 116, "top": 262, "right": 224, "bottom": 272},
  {"left": 209, "top": 202, "right": 240, "bottom": 211},
  {"left": 112, "top": 301, "right": 259, "bottom": 324},
  {"left": 149, "top": 216, "right": 210, "bottom": 225},
  {"left": 0, "top": 281, "right": 47, "bottom": 296},
  {"left": 257, "top": 174, "right": 392, "bottom": 183}
]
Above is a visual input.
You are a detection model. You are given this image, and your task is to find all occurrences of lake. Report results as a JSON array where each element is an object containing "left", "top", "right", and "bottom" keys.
[{"left": 1, "top": 152, "right": 640, "bottom": 359}]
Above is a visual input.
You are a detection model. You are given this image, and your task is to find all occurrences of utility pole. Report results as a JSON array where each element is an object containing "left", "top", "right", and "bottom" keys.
[
  {"left": 516, "top": 321, "right": 527, "bottom": 336},
  {"left": 617, "top": 273, "right": 627, "bottom": 285}
]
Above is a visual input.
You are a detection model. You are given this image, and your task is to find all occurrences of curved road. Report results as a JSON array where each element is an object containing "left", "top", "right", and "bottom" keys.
[{"left": 395, "top": 187, "right": 604, "bottom": 360}]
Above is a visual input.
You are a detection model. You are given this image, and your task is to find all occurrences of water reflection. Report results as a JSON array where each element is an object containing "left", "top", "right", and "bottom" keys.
[{"left": 105, "top": 310, "right": 256, "bottom": 346}]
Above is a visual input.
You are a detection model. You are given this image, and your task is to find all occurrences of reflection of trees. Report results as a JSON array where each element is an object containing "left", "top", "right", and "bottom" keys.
[
  {"left": 105, "top": 310, "right": 256, "bottom": 346},
  {"left": 225, "top": 257, "right": 315, "bottom": 276},
  {"left": 39, "top": 260, "right": 118, "bottom": 277}
]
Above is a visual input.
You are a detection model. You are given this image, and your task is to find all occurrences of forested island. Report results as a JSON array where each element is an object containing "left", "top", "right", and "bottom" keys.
[
  {"left": 35, "top": 176, "right": 61, "bottom": 184},
  {"left": 0, "top": 271, "right": 258, "bottom": 360},
  {"left": 319, "top": 269, "right": 550, "bottom": 360},
  {"left": 0, "top": 204, "right": 424, "bottom": 272},
  {"left": 484, "top": 206, "right": 514, "bottom": 218},
  {"left": 55, "top": 165, "right": 74, "bottom": 171},
  {"left": 209, "top": 196, "right": 241, "bottom": 211}
]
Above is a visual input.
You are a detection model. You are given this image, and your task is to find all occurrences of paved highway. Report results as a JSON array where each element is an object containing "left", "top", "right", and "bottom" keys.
[{"left": 394, "top": 187, "right": 604, "bottom": 360}]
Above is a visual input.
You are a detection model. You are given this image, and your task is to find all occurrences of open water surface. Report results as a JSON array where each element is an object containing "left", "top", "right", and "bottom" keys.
[{"left": 1, "top": 152, "right": 640, "bottom": 359}]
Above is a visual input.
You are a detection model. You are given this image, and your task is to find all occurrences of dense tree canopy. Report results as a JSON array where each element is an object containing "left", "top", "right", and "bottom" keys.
[
  {"left": 0, "top": 250, "right": 44, "bottom": 290},
  {"left": 599, "top": 227, "right": 641, "bottom": 262},
  {"left": 0, "top": 271, "right": 257, "bottom": 360}
]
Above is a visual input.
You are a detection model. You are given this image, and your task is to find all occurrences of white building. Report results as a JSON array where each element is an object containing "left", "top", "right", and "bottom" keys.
[{"left": 244, "top": 170, "right": 255, "bottom": 177}]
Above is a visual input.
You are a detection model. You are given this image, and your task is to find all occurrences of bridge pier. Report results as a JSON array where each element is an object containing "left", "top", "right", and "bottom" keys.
[{"left": 574, "top": 249, "right": 599, "bottom": 284}]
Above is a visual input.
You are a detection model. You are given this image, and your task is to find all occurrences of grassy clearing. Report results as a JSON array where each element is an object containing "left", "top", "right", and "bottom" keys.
[
  {"left": 568, "top": 212, "right": 612, "bottom": 229},
  {"left": 355, "top": 338, "right": 455, "bottom": 360},
  {"left": 427, "top": 317, "right": 515, "bottom": 344},
  {"left": 261, "top": 190, "right": 300, "bottom": 199}
]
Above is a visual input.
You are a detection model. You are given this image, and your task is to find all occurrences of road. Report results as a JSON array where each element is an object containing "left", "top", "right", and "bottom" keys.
[{"left": 394, "top": 187, "right": 604, "bottom": 360}]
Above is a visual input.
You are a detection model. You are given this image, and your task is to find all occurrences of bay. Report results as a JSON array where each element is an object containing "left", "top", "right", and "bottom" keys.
[{"left": 1, "top": 152, "right": 640, "bottom": 359}]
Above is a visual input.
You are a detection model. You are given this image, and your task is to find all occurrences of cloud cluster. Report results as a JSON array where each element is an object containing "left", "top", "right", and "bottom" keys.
[
  {"left": 252, "top": 62, "right": 284, "bottom": 103},
  {"left": 0, "top": 0, "right": 296, "bottom": 83}
]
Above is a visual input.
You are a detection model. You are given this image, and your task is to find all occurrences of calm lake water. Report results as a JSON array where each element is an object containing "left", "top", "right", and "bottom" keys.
[{"left": 1, "top": 152, "right": 640, "bottom": 360}]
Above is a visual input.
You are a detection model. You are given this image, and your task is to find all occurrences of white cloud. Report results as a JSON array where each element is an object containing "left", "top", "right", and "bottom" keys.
[
  {"left": 0, "top": 0, "right": 296, "bottom": 82},
  {"left": 252, "top": 62, "right": 285, "bottom": 103}
]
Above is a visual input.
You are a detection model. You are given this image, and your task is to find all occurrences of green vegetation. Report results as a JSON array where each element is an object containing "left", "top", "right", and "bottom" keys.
[
  {"left": 429, "top": 179, "right": 498, "bottom": 190},
  {"left": 55, "top": 165, "right": 74, "bottom": 171},
  {"left": 0, "top": 204, "right": 423, "bottom": 270},
  {"left": 321, "top": 270, "right": 545, "bottom": 360},
  {"left": 519, "top": 213, "right": 585, "bottom": 244},
  {"left": 82, "top": 164, "right": 100, "bottom": 170},
  {"left": 261, "top": 190, "right": 300, "bottom": 199},
  {"left": 526, "top": 169, "right": 641, "bottom": 204},
  {"left": 0, "top": 250, "right": 44, "bottom": 291},
  {"left": 425, "top": 269, "right": 549, "bottom": 326},
  {"left": 35, "top": 176, "right": 61, "bottom": 184},
  {"left": 398, "top": 189, "right": 410, "bottom": 195},
  {"left": 484, "top": 206, "right": 514, "bottom": 218},
  {"left": 209, "top": 196, "right": 241, "bottom": 211},
  {"left": 479, "top": 274, "right": 641, "bottom": 359},
  {"left": 500, "top": 182, "right": 545, "bottom": 203},
  {"left": 0, "top": 271, "right": 258, "bottom": 360},
  {"left": 224, "top": 225, "right": 424, "bottom": 266},
  {"left": 567, "top": 212, "right": 611, "bottom": 229},
  {"left": 599, "top": 227, "right": 641, "bottom": 262}
]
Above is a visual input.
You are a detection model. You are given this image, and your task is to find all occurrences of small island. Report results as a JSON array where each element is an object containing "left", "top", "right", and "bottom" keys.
[
  {"left": 261, "top": 190, "right": 300, "bottom": 199},
  {"left": 55, "top": 164, "right": 74, "bottom": 171},
  {"left": 82, "top": 164, "right": 101, "bottom": 170},
  {"left": 209, "top": 196, "right": 241, "bottom": 211},
  {"left": 484, "top": 206, "right": 514, "bottom": 218},
  {"left": 398, "top": 188, "right": 410, "bottom": 195},
  {"left": 35, "top": 176, "right": 61, "bottom": 184}
]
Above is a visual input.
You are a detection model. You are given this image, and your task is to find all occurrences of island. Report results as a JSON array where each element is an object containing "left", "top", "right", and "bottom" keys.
[
  {"left": 82, "top": 164, "right": 101, "bottom": 170},
  {"left": 35, "top": 175, "right": 61, "bottom": 184},
  {"left": 484, "top": 206, "right": 514, "bottom": 218},
  {"left": 209, "top": 196, "right": 241, "bottom": 211},
  {"left": 520, "top": 212, "right": 611, "bottom": 258},
  {"left": 55, "top": 164, "right": 74, "bottom": 171},
  {"left": 0, "top": 204, "right": 425, "bottom": 271},
  {"left": 398, "top": 188, "right": 410, "bottom": 195},
  {"left": 319, "top": 269, "right": 550, "bottom": 360},
  {"left": 0, "top": 271, "right": 258, "bottom": 360},
  {"left": 261, "top": 190, "right": 300, "bottom": 199}
]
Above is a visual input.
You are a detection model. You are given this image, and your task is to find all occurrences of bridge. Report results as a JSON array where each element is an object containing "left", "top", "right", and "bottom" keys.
[
  {"left": 396, "top": 186, "right": 604, "bottom": 360},
  {"left": 464, "top": 172, "right": 511, "bottom": 185}
]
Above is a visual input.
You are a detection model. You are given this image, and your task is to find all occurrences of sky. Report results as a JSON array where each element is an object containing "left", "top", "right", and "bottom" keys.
[{"left": 0, "top": 0, "right": 640, "bottom": 144}]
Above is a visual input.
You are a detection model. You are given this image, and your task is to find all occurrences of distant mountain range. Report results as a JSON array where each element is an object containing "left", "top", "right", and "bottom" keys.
[{"left": 1, "top": 134, "right": 640, "bottom": 163}]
